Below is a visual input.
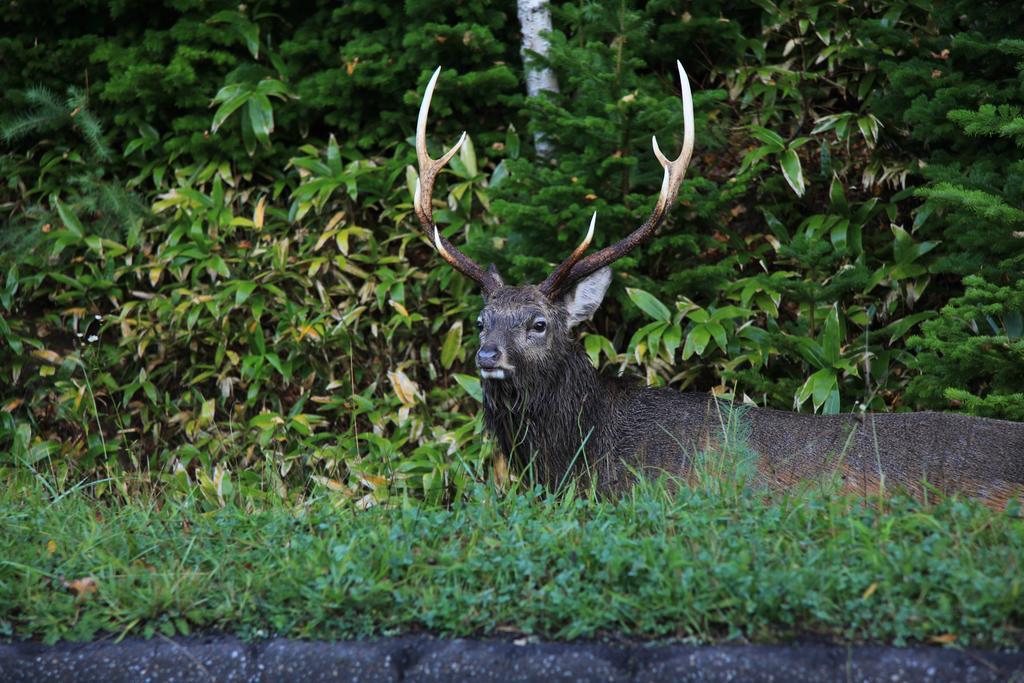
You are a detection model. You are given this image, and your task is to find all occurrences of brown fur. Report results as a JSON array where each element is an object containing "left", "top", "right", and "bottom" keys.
[{"left": 476, "top": 283, "right": 1024, "bottom": 510}]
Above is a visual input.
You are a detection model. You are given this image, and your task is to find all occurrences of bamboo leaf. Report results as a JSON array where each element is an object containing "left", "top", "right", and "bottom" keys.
[
  {"left": 627, "top": 288, "right": 670, "bottom": 322},
  {"left": 440, "top": 321, "right": 463, "bottom": 370},
  {"left": 780, "top": 149, "right": 806, "bottom": 196}
]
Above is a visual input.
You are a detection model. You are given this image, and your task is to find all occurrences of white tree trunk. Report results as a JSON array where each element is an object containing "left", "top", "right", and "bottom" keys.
[{"left": 516, "top": 0, "right": 559, "bottom": 158}]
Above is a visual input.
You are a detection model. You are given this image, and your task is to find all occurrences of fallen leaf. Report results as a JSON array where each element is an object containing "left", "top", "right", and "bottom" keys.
[
  {"left": 64, "top": 576, "right": 98, "bottom": 597},
  {"left": 2, "top": 398, "right": 23, "bottom": 413},
  {"left": 862, "top": 582, "right": 878, "bottom": 599},
  {"left": 46, "top": 540, "right": 57, "bottom": 556},
  {"left": 930, "top": 633, "right": 957, "bottom": 644},
  {"left": 493, "top": 453, "right": 509, "bottom": 489}
]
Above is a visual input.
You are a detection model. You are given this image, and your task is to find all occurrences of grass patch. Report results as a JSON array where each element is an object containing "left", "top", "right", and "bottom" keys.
[{"left": 2, "top": 469, "right": 1023, "bottom": 648}]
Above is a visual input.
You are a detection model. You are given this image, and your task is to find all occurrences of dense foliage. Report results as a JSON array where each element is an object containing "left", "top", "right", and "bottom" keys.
[{"left": 1, "top": 0, "right": 1022, "bottom": 501}]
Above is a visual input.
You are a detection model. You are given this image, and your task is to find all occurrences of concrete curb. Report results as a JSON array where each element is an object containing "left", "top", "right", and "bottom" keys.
[{"left": 1, "top": 635, "right": 1022, "bottom": 682}]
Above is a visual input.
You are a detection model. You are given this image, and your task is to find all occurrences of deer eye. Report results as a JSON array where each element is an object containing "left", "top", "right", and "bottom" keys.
[
  {"left": 532, "top": 320, "right": 547, "bottom": 333},
  {"left": 476, "top": 318, "right": 484, "bottom": 331}
]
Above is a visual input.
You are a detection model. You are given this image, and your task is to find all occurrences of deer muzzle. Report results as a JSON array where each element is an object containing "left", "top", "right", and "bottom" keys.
[{"left": 476, "top": 344, "right": 512, "bottom": 380}]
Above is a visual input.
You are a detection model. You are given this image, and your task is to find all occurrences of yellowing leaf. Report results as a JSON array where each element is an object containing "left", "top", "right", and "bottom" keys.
[
  {"left": 312, "top": 475, "right": 350, "bottom": 493},
  {"left": 930, "top": 633, "right": 957, "bottom": 644},
  {"left": 253, "top": 195, "right": 267, "bottom": 229},
  {"left": 388, "top": 370, "right": 419, "bottom": 407},
  {"left": 2, "top": 398, "right": 24, "bottom": 413},
  {"left": 297, "top": 324, "right": 321, "bottom": 341},
  {"left": 390, "top": 300, "right": 410, "bottom": 318},
  {"left": 325, "top": 210, "right": 346, "bottom": 231},
  {"left": 862, "top": 582, "right": 878, "bottom": 599},
  {"left": 46, "top": 540, "right": 57, "bottom": 556},
  {"left": 355, "top": 472, "right": 388, "bottom": 489},
  {"left": 74, "top": 384, "right": 87, "bottom": 411},
  {"left": 30, "top": 349, "right": 62, "bottom": 365},
  {"left": 149, "top": 266, "right": 163, "bottom": 287}
]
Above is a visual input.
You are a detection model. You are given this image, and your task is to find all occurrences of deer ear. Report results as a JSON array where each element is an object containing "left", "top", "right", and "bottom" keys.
[
  {"left": 486, "top": 263, "right": 504, "bottom": 289},
  {"left": 562, "top": 267, "right": 612, "bottom": 328},
  {"left": 482, "top": 264, "right": 504, "bottom": 301}
]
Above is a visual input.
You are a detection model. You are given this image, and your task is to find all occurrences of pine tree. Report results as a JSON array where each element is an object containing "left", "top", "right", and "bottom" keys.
[{"left": 903, "top": 38, "right": 1024, "bottom": 419}]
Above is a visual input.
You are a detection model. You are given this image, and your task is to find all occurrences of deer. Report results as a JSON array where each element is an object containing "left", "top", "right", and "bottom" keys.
[{"left": 410, "top": 63, "right": 1024, "bottom": 509}]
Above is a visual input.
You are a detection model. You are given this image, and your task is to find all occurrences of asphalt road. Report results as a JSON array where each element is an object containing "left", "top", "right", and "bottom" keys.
[{"left": 1, "top": 635, "right": 1022, "bottom": 682}]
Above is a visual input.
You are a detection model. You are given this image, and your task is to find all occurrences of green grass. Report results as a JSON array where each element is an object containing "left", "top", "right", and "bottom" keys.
[{"left": 2, "top": 468, "right": 1023, "bottom": 648}]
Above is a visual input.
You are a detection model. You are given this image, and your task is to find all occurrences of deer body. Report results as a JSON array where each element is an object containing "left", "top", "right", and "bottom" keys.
[
  {"left": 476, "top": 285, "right": 1024, "bottom": 507},
  {"left": 410, "top": 64, "right": 1024, "bottom": 508}
]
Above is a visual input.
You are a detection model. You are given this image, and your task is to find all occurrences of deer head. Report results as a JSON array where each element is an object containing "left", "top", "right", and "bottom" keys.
[{"left": 412, "top": 63, "right": 694, "bottom": 383}]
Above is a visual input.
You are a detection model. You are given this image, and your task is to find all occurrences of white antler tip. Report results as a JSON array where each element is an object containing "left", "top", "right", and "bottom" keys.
[
  {"left": 427, "top": 66, "right": 442, "bottom": 89},
  {"left": 652, "top": 134, "right": 669, "bottom": 166},
  {"left": 432, "top": 227, "right": 451, "bottom": 258}
]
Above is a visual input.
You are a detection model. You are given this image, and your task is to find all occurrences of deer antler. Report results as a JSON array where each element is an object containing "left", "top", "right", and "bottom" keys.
[
  {"left": 414, "top": 67, "right": 499, "bottom": 293},
  {"left": 539, "top": 61, "right": 695, "bottom": 298}
]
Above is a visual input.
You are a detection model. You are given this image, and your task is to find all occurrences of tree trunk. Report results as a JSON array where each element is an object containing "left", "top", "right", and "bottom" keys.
[{"left": 516, "top": 0, "right": 559, "bottom": 159}]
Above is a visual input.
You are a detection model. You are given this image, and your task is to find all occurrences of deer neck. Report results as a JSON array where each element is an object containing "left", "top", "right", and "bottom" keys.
[{"left": 481, "top": 348, "right": 605, "bottom": 486}]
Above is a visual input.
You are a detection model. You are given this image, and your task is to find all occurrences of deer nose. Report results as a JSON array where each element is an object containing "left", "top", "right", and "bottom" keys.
[{"left": 477, "top": 345, "right": 500, "bottom": 369}]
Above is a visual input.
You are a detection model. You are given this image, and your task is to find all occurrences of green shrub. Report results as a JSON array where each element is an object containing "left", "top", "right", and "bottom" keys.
[{"left": 1, "top": 0, "right": 1022, "bottom": 499}]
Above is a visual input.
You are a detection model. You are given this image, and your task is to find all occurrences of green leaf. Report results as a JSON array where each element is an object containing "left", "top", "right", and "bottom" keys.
[
  {"left": 829, "top": 218, "right": 849, "bottom": 252},
  {"left": 55, "top": 201, "right": 84, "bottom": 238},
  {"left": 210, "top": 90, "right": 251, "bottom": 133},
  {"left": 249, "top": 413, "right": 283, "bottom": 430},
  {"left": 209, "top": 10, "right": 260, "bottom": 59},
  {"left": 247, "top": 95, "right": 274, "bottom": 146},
  {"left": 686, "top": 307, "right": 710, "bottom": 324},
  {"left": 626, "top": 288, "right": 670, "bottom": 322},
  {"left": 490, "top": 160, "right": 509, "bottom": 188},
  {"left": 882, "top": 311, "right": 936, "bottom": 344},
  {"left": 459, "top": 135, "right": 477, "bottom": 177},
  {"left": 683, "top": 325, "right": 711, "bottom": 359},
  {"left": 234, "top": 281, "right": 257, "bottom": 307},
  {"left": 857, "top": 115, "right": 881, "bottom": 145},
  {"left": 796, "top": 367, "right": 837, "bottom": 412},
  {"left": 779, "top": 149, "right": 806, "bottom": 196},
  {"left": 812, "top": 369, "right": 838, "bottom": 411},
  {"left": 453, "top": 374, "right": 482, "bottom": 402},
  {"left": 201, "top": 398, "right": 215, "bottom": 425},
  {"left": 829, "top": 175, "right": 848, "bottom": 214},
  {"left": 583, "top": 333, "right": 616, "bottom": 367},
  {"left": 663, "top": 323, "right": 682, "bottom": 359},
  {"left": 256, "top": 78, "right": 290, "bottom": 98},
  {"left": 710, "top": 306, "right": 751, "bottom": 321},
  {"left": 822, "top": 304, "right": 842, "bottom": 366},
  {"left": 891, "top": 225, "right": 939, "bottom": 265},
  {"left": 705, "top": 321, "right": 728, "bottom": 352},
  {"left": 505, "top": 124, "right": 520, "bottom": 160},
  {"left": 440, "top": 321, "right": 463, "bottom": 370},
  {"left": 750, "top": 126, "right": 786, "bottom": 150}
]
